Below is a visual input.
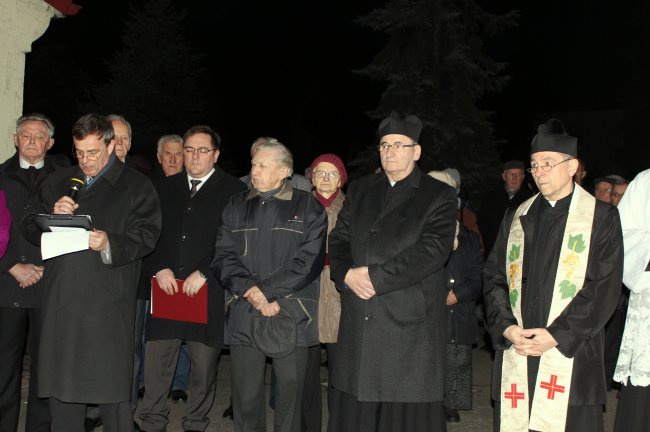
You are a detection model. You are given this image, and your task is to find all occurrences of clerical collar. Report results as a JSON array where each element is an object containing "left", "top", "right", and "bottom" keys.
[
  {"left": 19, "top": 158, "right": 44, "bottom": 169},
  {"left": 543, "top": 189, "right": 573, "bottom": 210},
  {"left": 187, "top": 167, "right": 215, "bottom": 191},
  {"left": 385, "top": 166, "right": 420, "bottom": 188}
]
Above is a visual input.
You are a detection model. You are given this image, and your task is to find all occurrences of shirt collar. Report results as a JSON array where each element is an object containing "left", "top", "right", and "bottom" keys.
[
  {"left": 19, "top": 158, "right": 44, "bottom": 169},
  {"left": 187, "top": 167, "right": 216, "bottom": 187}
]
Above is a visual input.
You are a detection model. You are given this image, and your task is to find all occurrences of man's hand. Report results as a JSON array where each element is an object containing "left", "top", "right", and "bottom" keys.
[
  {"left": 155, "top": 268, "right": 178, "bottom": 295},
  {"left": 9, "top": 263, "right": 44, "bottom": 288},
  {"left": 183, "top": 270, "right": 207, "bottom": 297},
  {"left": 446, "top": 290, "right": 458, "bottom": 306},
  {"left": 344, "top": 266, "right": 376, "bottom": 300},
  {"left": 244, "top": 286, "right": 268, "bottom": 310},
  {"left": 89, "top": 230, "right": 110, "bottom": 252},
  {"left": 260, "top": 301, "right": 280, "bottom": 317},
  {"left": 53, "top": 196, "right": 78, "bottom": 215},
  {"left": 503, "top": 324, "right": 542, "bottom": 356},
  {"left": 521, "top": 328, "right": 558, "bottom": 356}
]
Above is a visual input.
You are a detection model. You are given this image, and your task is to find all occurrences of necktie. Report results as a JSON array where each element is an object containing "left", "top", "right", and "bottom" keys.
[
  {"left": 190, "top": 179, "right": 202, "bottom": 197},
  {"left": 86, "top": 176, "right": 94, "bottom": 186}
]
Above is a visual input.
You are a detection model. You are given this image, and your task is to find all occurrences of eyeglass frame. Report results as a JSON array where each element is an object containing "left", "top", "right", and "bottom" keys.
[
  {"left": 183, "top": 146, "right": 216, "bottom": 155},
  {"left": 72, "top": 145, "right": 105, "bottom": 161},
  {"left": 377, "top": 142, "right": 417, "bottom": 152},
  {"left": 527, "top": 157, "right": 574, "bottom": 173},
  {"left": 312, "top": 170, "right": 340, "bottom": 179}
]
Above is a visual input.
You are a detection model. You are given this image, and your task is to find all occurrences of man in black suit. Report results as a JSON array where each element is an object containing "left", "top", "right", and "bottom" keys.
[
  {"left": 139, "top": 125, "right": 246, "bottom": 432},
  {"left": 0, "top": 113, "right": 68, "bottom": 432}
]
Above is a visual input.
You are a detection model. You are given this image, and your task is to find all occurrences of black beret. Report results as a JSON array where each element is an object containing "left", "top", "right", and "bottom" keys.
[
  {"left": 251, "top": 308, "right": 296, "bottom": 359},
  {"left": 377, "top": 111, "right": 423, "bottom": 142}
]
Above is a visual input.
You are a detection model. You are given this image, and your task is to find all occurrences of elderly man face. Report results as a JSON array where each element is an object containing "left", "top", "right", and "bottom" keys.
[
  {"left": 251, "top": 148, "right": 289, "bottom": 192},
  {"left": 611, "top": 183, "right": 628, "bottom": 207},
  {"left": 311, "top": 161, "right": 341, "bottom": 198},
  {"left": 594, "top": 181, "right": 613, "bottom": 203},
  {"left": 502, "top": 168, "right": 525, "bottom": 192},
  {"left": 14, "top": 120, "right": 54, "bottom": 164},
  {"left": 111, "top": 119, "right": 131, "bottom": 162},
  {"left": 530, "top": 152, "right": 577, "bottom": 201},
  {"left": 158, "top": 140, "right": 184, "bottom": 176},
  {"left": 183, "top": 133, "right": 219, "bottom": 178},
  {"left": 379, "top": 134, "right": 421, "bottom": 182}
]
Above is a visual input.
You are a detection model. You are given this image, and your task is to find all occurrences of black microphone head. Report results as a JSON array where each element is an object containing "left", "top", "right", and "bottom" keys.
[{"left": 68, "top": 177, "right": 85, "bottom": 200}]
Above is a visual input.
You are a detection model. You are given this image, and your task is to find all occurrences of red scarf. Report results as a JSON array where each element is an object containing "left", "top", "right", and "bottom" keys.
[{"left": 314, "top": 189, "right": 339, "bottom": 208}]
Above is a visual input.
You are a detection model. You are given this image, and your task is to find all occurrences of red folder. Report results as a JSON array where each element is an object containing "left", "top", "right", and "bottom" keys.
[{"left": 151, "top": 277, "right": 208, "bottom": 324}]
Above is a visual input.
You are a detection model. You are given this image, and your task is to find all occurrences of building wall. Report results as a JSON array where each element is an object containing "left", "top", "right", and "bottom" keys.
[{"left": 0, "top": 0, "right": 59, "bottom": 161}]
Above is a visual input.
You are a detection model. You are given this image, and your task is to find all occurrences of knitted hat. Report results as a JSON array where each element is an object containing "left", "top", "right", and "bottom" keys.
[{"left": 309, "top": 153, "right": 348, "bottom": 187}]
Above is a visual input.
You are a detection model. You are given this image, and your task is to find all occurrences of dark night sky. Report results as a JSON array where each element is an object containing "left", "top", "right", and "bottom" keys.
[{"left": 25, "top": 0, "right": 649, "bottom": 184}]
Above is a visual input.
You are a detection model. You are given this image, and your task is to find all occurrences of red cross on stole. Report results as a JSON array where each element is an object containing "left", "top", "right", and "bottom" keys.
[
  {"left": 540, "top": 374, "right": 565, "bottom": 400},
  {"left": 504, "top": 383, "right": 525, "bottom": 408}
]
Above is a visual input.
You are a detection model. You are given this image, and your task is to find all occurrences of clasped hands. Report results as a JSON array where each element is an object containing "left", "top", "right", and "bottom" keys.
[
  {"left": 53, "top": 196, "right": 109, "bottom": 252},
  {"left": 503, "top": 324, "right": 558, "bottom": 357},
  {"left": 344, "top": 266, "right": 376, "bottom": 300},
  {"left": 155, "top": 268, "right": 206, "bottom": 297},
  {"left": 244, "top": 286, "right": 280, "bottom": 317}
]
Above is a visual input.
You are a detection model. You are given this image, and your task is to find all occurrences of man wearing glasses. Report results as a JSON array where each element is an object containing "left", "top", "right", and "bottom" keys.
[
  {"left": 22, "top": 113, "right": 162, "bottom": 431},
  {"left": 139, "top": 125, "right": 246, "bottom": 432},
  {"left": 0, "top": 113, "right": 68, "bottom": 432},
  {"left": 484, "top": 126, "right": 623, "bottom": 432},
  {"left": 327, "top": 112, "right": 458, "bottom": 431}
]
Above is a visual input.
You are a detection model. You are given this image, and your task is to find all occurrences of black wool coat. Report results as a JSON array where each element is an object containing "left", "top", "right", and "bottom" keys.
[
  {"left": 478, "top": 185, "right": 533, "bottom": 259},
  {"left": 0, "top": 153, "right": 69, "bottom": 308},
  {"left": 328, "top": 167, "right": 458, "bottom": 403},
  {"left": 23, "top": 160, "right": 161, "bottom": 403},
  {"left": 146, "top": 167, "right": 247, "bottom": 347},
  {"left": 484, "top": 192, "right": 623, "bottom": 405}
]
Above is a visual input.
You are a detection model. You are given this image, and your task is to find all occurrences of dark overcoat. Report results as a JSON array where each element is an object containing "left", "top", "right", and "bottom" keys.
[
  {"left": 212, "top": 181, "right": 327, "bottom": 348},
  {"left": 24, "top": 160, "right": 161, "bottom": 403},
  {"left": 146, "top": 167, "right": 246, "bottom": 346},
  {"left": 0, "top": 153, "right": 68, "bottom": 308},
  {"left": 328, "top": 167, "right": 458, "bottom": 402},
  {"left": 484, "top": 193, "right": 623, "bottom": 405}
]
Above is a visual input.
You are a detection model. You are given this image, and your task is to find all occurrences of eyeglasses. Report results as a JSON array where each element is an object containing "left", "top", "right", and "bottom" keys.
[
  {"left": 183, "top": 147, "right": 215, "bottom": 155},
  {"left": 378, "top": 142, "right": 417, "bottom": 152},
  {"left": 72, "top": 146, "right": 105, "bottom": 161},
  {"left": 313, "top": 171, "right": 340, "bottom": 179},
  {"left": 527, "top": 158, "right": 573, "bottom": 173}
]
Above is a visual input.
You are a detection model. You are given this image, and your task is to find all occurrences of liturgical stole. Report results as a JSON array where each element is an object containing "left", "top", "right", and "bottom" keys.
[{"left": 500, "top": 184, "right": 595, "bottom": 432}]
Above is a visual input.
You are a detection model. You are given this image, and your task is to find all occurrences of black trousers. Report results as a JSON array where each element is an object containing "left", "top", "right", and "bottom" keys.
[
  {"left": 231, "top": 345, "right": 308, "bottom": 432},
  {"left": 301, "top": 344, "right": 322, "bottom": 432},
  {"left": 139, "top": 339, "right": 220, "bottom": 431},
  {"left": 614, "top": 383, "right": 650, "bottom": 432},
  {"left": 0, "top": 306, "right": 50, "bottom": 432},
  {"left": 49, "top": 397, "right": 133, "bottom": 432}
]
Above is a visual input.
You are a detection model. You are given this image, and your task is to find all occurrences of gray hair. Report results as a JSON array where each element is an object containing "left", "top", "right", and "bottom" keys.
[
  {"left": 156, "top": 134, "right": 183, "bottom": 154},
  {"left": 106, "top": 114, "right": 132, "bottom": 139},
  {"left": 254, "top": 137, "right": 293, "bottom": 177},
  {"left": 16, "top": 113, "right": 55, "bottom": 138}
]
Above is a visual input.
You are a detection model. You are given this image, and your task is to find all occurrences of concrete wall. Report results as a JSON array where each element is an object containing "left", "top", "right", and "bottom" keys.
[{"left": 0, "top": 0, "right": 60, "bottom": 161}]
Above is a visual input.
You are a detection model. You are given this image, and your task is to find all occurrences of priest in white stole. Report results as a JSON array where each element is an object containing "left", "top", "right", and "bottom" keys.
[{"left": 484, "top": 124, "right": 624, "bottom": 432}]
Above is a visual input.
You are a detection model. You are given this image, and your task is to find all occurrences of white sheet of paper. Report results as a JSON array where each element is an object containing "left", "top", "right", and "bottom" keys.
[{"left": 41, "top": 228, "right": 90, "bottom": 259}]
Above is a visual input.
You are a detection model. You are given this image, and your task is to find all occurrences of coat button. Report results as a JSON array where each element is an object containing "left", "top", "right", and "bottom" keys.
[
  {"left": 364, "top": 314, "right": 373, "bottom": 321},
  {"left": 20, "top": 256, "right": 27, "bottom": 263},
  {"left": 370, "top": 228, "right": 376, "bottom": 235},
  {"left": 181, "top": 235, "right": 186, "bottom": 241},
  {"left": 13, "top": 302, "right": 19, "bottom": 308},
  {"left": 178, "top": 266, "right": 185, "bottom": 272},
  {"left": 186, "top": 207, "right": 191, "bottom": 213}
]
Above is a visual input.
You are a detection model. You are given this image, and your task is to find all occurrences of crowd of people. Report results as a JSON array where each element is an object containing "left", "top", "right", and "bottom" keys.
[{"left": 0, "top": 111, "right": 648, "bottom": 432}]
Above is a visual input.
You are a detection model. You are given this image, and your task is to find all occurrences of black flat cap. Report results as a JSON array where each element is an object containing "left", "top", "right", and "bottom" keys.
[
  {"left": 502, "top": 160, "right": 525, "bottom": 171},
  {"left": 251, "top": 308, "right": 296, "bottom": 359},
  {"left": 531, "top": 133, "right": 577, "bottom": 157}
]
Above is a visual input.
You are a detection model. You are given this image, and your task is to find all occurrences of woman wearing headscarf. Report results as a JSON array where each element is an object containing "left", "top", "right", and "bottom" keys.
[
  {"left": 302, "top": 153, "right": 348, "bottom": 432},
  {"left": 429, "top": 170, "right": 484, "bottom": 424}
]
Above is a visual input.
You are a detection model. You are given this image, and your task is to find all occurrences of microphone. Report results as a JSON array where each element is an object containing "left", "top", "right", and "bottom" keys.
[{"left": 67, "top": 177, "right": 85, "bottom": 201}]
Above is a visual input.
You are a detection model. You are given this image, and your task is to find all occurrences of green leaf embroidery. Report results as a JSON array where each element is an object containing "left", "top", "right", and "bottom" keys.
[
  {"left": 508, "top": 244, "right": 521, "bottom": 263},
  {"left": 559, "top": 280, "right": 577, "bottom": 299},
  {"left": 509, "top": 289, "right": 519, "bottom": 307},
  {"left": 568, "top": 234, "right": 586, "bottom": 253}
]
